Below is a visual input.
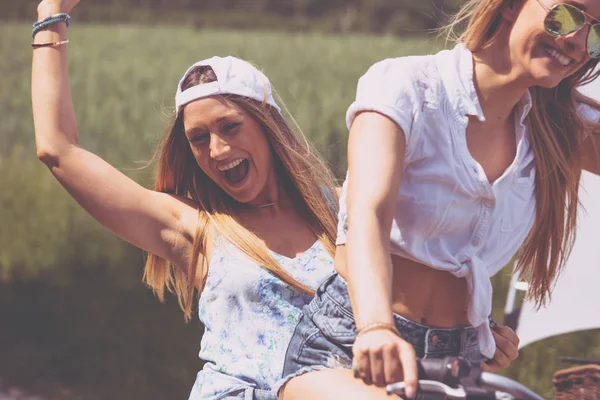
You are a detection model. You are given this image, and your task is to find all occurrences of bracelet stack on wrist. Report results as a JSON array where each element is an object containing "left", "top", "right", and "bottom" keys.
[
  {"left": 31, "top": 13, "right": 71, "bottom": 49},
  {"left": 356, "top": 322, "right": 400, "bottom": 338}
]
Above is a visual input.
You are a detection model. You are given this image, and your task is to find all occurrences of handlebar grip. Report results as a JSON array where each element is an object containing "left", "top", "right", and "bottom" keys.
[
  {"left": 417, "top": 357, "right": 468, "bottom": 386},
  {"left": 389, "top": 357, "right": 544, "bottom": 399}
]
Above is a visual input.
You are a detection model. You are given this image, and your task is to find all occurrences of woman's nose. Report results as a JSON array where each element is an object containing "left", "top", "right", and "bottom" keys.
[
  {"left": 209, "top": 134, "right": 231, "bottom": 159},
  {"left": 564, "top": 23, "right": 591, "bottom": 57}
]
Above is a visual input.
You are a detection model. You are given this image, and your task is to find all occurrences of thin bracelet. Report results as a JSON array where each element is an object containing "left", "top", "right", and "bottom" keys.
[
  {"left": 32, "top": 39, "right": 69, "bottom": 49},
  {"left": 356, "top": 322, "right": 400, "bottom": 338}
]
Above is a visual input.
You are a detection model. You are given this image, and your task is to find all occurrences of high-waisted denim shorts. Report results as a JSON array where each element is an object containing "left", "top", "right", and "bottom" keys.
[{"left": 282, "top": 273, "right": 484, "bottom": 383}]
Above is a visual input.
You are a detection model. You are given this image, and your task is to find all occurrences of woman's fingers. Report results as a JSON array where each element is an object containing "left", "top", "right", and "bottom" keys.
[
  {"left": 493, "top": 325, "right": 520, "bottom": 347},
  {"left": 490, "top": 344, "right": 511, "bottom": 368},
  {"left": 482, "top": 358, "right": 501, "bottom": 372},
  {"left": 398, "top": 341, "right": 418, "bottom": 399},
  {"left": 353, "top": 346, "right": 373, "bottom": 385},
  {"left": 491, "top": 329, "right": 519, "bottom": 362},
  {"left": 352, "top": 330, "right": 417, "bottom": 397},
  {"left": 383, "top": 343, "right": 403, "bottom": 385},
  {"left": 369, "top": 346, "right": 385, "bottom": 387},
  {"left": 485, "top": 326, "right": 520, "bottom": 371}
]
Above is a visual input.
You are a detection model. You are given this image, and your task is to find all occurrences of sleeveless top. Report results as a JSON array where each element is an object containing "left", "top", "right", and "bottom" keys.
[{"left": 188, "top": 235, "right": 335, "bottom": 399}]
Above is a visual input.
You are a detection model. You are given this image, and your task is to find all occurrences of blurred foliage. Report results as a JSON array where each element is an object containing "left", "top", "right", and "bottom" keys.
[
  {"left": 2, "top": 0, "right": 463, "bottom": 35},
  {"left": 1, "top": 22, "right": 599, "bottom": 399},
  {"left": 0, "top": 269, "right": 202, "bottom": 400}
]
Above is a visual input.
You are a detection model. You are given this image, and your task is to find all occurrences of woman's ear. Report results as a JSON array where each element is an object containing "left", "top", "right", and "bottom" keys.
[{"left": 500, "top": 0, "right": 523, "bottom": 22}]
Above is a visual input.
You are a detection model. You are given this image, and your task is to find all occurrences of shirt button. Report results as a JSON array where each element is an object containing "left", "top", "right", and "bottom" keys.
[
  {"left": 484, "top": 199, "right": 494, "bottom": 208},
  {"left": 472, "top": 238, "right": 480, "bottom": 246}
]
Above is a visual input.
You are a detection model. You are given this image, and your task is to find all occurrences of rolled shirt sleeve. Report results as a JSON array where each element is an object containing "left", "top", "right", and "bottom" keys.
[{"left": 346, "top": 58, "right": 421, "bottom": 145}]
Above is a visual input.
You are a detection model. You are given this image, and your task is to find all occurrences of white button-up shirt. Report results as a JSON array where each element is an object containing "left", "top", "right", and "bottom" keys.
[{"left": 337, "top": 43, "right": 540, "bottom": 358}]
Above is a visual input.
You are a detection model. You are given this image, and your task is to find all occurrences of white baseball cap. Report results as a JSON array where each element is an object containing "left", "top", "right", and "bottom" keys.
[{"left": 175, "top": 56, "right": 281, "bottom": 114}]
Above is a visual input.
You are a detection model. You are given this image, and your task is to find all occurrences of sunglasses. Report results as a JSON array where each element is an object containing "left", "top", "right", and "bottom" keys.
[{"left": 535, "top": 0, "right": 600, "bottom": 58}]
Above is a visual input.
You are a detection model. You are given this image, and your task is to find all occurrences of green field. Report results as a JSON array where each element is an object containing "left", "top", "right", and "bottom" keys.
[{"left": 1, "top": 23, "right": 599, "bottom": 399}]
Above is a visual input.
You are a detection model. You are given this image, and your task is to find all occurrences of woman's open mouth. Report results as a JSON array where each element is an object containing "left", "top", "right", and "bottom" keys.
[{"left": 217, "top": 158, "right": 250, "bottom": 185}]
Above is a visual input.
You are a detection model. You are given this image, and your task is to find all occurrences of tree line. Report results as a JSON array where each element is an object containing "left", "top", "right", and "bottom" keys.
[{"left": 4, "top": 0, "right": 462, "bottom": 34}]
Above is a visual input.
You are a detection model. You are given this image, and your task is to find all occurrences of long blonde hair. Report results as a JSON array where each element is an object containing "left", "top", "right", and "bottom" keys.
[
  {"left": 443, "top": 0, "right": 600, "bottom": 306},
  {"left": 144, "top": 66, "right": 339, "bottom": 320}
]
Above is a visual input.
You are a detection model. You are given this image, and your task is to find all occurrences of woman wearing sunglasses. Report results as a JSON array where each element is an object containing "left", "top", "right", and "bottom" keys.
[{"left": 279, "top": 0, "right": 600, "bottom": 399}]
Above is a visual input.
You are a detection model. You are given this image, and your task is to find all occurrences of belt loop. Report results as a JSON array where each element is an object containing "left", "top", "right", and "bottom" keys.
[
  {"left": 308, "top": 296, "right": 319, "bottom": 314},
  {"left": 460, "top": 329, "right": 467, "bottom": 353}
]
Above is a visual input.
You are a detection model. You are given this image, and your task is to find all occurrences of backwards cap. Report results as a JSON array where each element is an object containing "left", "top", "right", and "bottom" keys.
[{"left": 175, "top": 56, "right": 281, "bottom": 114}]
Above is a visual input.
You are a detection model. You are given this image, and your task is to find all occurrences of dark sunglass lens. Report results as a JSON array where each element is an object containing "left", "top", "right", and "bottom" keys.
[
  {"left": 589, "top": 24, "right": 600, "bottom": 58},
  {"left": 545, "top": 4, "right": 585, "bottom": 36}
]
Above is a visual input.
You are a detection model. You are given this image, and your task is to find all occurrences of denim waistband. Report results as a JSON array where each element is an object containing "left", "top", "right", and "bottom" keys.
[{"left": 316, "top": 273, "right": 479, "bottom": 356}]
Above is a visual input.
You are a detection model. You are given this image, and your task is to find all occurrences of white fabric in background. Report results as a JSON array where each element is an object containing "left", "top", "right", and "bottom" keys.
[{"left": 517, "top": 72, "right": 600, "bottom": 348}]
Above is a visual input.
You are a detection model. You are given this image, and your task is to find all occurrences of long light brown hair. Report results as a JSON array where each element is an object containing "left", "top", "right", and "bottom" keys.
[
  {"left": 443, "top": 0, "right": 600, "bottom": 305},
  {"left": 144, "top": 66, "right": 339, "bottom": 320}
]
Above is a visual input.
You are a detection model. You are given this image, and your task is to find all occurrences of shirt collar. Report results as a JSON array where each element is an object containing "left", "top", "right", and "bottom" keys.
[
  {"left": 516, "top": 88, "right": 533, "bottom": 127},
  {"left": 438, "top": 43, "right": 533, "bottom": 125}
]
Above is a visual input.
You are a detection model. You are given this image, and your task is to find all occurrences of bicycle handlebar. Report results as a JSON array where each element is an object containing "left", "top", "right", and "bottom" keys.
[
  {"left": 479, "top": 372, "right": 545, "bottom": 400},
  {"left": 385, "top": 357, "right": 545, "bottom": 400}
]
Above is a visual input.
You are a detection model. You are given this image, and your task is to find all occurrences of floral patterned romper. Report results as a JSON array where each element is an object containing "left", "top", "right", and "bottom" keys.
[{"left": 187, "top": 234, "right": 334, "bottom": 400}]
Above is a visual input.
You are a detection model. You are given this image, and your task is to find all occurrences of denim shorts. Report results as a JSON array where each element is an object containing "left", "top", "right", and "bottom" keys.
[
  {"left": 222, "top": 387, "right": 276, "bottom": 400},
  {"left": 282, "top": 273, "right": 484, "bottom": 382},
  {"left": 189, "top": 384, "right": 276, "bottom": 400},
  {"left": 188, "top": 371, "right": 278, "bottom": 400}
]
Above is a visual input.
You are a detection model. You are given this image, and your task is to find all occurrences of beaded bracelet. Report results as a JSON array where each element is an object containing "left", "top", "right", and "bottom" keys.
[
  {"left": 356, "top": 322, "right": 400, "bottom": 339},
  {"left": 32, "top": 13, "right": 71, "bottom": 38}
]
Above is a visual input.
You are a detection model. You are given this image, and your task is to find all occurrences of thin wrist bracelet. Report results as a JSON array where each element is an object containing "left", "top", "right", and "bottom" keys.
[
  {"left": 31, "top": 39, "right": 69, "bottom": 49},
  {"left": 356, "top": 322, "right": 400, "bottom": 338}
]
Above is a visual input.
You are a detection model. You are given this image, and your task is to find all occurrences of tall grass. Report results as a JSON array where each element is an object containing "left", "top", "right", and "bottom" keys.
[{"left": 1, "top": 23, "right": 440, "bottom": 278}]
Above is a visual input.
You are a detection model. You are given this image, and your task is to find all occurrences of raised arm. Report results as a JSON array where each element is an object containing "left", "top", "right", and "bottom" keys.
[{"left": 32, "top": 0, "right": 198, "bottom": 269}]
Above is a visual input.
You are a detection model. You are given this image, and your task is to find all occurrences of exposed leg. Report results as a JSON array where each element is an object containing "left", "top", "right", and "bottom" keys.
[{"left": 280, "top": 369, "right": 398, "bottom": 400}]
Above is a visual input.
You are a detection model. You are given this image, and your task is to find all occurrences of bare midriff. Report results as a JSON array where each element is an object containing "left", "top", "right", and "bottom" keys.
[{"left": 335, "top": 245, "right": 471, "bottom": 328}]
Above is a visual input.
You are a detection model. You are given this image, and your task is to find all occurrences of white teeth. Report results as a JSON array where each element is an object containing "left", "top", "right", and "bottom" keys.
[
  {"left": 544, "top": 46, "right": 573, "bottom": 66},
  {"left": 217, "top": 158, "right": 245, "bottom": 171}
]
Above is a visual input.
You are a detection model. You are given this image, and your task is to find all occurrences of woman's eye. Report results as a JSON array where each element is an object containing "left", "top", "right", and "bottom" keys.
[
  {"left": 223, "top": 122, "right": 241, "bottom": 132},
  {"left": 192, "top": 135, "right": 209, "bottom": 144}
]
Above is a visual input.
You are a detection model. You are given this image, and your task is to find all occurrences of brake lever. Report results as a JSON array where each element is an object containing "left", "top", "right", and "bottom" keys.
[{"left": 386, "top": 380, "right": 468, "bottom": 399}]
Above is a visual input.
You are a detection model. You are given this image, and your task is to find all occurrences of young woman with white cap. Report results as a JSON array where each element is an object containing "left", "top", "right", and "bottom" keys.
[
  {"left": 31, "top": 1, "right": 338, "bottom": 399},
  {"left": 280, "top": 0, "right": 600, "bottom": 399}
]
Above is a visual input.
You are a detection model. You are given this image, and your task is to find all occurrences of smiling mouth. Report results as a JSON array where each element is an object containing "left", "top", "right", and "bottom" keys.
[
  {"left": 542, "top": 44, "right": 574, "bottom": 67},
  {"left": 218, "top": 158, "right": 249, "bottom": 185}
]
